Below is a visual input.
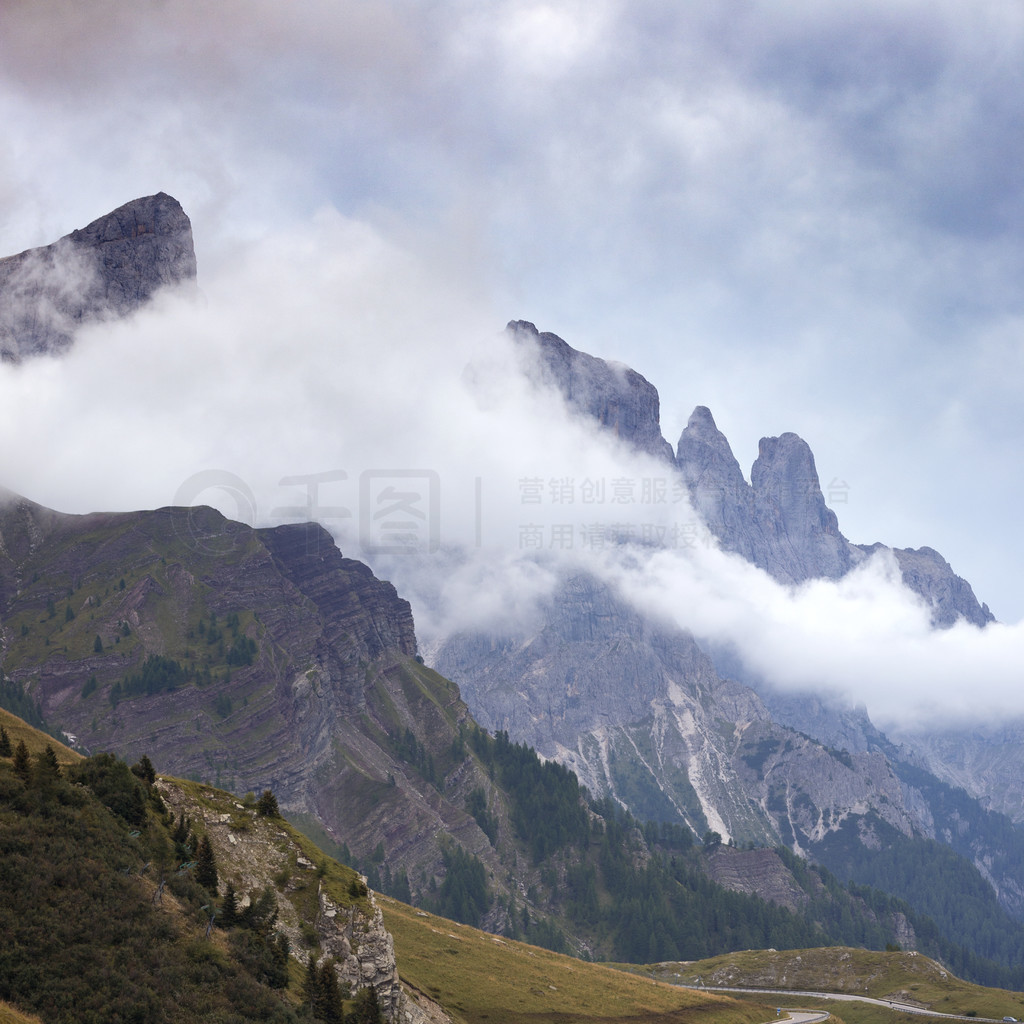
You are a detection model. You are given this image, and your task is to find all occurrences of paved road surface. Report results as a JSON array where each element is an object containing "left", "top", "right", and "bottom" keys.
[{"left": 696, "top": 985, "right": 1008, "bottom": 1022}]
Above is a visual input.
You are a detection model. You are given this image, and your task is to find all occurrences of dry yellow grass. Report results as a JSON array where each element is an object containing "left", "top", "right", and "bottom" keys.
[
  {"left": 381, "top": 895, "right": 775, "bottom": 1024},
  {"left": 0, "top": 999, "right": 45, "bottom": 1024},
  {"left": 0, "top": 707, "right": 79, "bottom": 765}
]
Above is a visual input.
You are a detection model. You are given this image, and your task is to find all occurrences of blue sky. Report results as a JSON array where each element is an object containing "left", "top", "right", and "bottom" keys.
[{"left": 2, "top": 1, "right": 1024, "bottom": 722}]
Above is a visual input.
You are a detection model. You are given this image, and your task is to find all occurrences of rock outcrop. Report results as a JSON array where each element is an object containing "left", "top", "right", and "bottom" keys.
[
  {"left": 507, "top": 320, "right": 675, "bottom": 462},
  {"left": 701, "top": 846, "right": 813, "bottom": 913},
  {"left": 0, "top": 192, "right": 196, "bottom": 360},
  {"left": 888, "top": 545, "right": 994, "bottom": 628},
  {"left": 157, "top": 777, "right": 406, "bottom": 1022},
  {"left": 499, "top": 324, "right": 992, "bottom": 623}
]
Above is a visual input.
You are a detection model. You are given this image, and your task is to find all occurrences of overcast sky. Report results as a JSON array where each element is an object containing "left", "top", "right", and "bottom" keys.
[{"left": 2, "top": 1, "right": 1024, "bottom": 726}]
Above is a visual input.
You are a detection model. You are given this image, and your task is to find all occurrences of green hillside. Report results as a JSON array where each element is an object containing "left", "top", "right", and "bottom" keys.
[
  {"left": 0, "top": 709, "right": 776, "bottom": 1024},
  {"left": 630, "top": 947, "right": 1024, "bottom": 1024},
  {"left": 381, "top": 895, "right": 772, "bottom": 1024}
]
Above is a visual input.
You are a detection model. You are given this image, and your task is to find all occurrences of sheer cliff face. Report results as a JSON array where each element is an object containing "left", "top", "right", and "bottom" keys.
[
  {"left": 0, "top": 192, "right": 196, "bottom": 360},
  {"left": 750, "top": 432, "right": 853, "bottom": 581},
  {"left": 675, "top": 408, "right": 992, "bottom": 621},
  {"left": 675, "top": 406, "right": 759, "bottom": 563},
  {"left": 434, "top": 571, "right": 927, "bottom": 848},
  {"left": 507, "top": 319, "right": 676, "bottom": 463}
]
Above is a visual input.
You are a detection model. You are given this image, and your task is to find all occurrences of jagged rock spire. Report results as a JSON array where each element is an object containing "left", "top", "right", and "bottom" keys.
[
  {"left": 676, "top": 406, "right": 760, "bottom": 564},
  {"left": 676, "top": 410, "right": 850, "bottom": 581},
  {"left": 750, "top": 432, "right": 852, "bottom": 581}
]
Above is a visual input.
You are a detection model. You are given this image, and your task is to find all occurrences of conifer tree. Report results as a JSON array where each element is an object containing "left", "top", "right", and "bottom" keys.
[
  {"left": 303, "top": 953, "right": 320, "bottom": 1012},
  {"left": 41, "top": 744, "right": 61, "bottom": 777},
  {"left": 131, "top": 754, "right": 156, "bottom": 785},
  {"left": 32, "top": 744, "right": 62, "bottom": 797},
  {"left": 256, "top": 788, "right": 280, "bottom": 817},
  {"left": 349, "top": 984, "right": 383, "bottom": 1024},
  {"left": 317, "top": 959, "right": 344, "bottom": 1024},
  {"left": 195, "top": 834, "right": 218, "bottom": 892},
  {"left": 13, "top": 739, "right": 30, "bottom": 782},
  {"left": 221, "top": 882, "right": 239, "bottom": 927},
  {"left": 0, "top": 725, "right": 11, "bottom": 757},
  {"left": 172, "top": 812, "right": 191, "bottom": 846}
]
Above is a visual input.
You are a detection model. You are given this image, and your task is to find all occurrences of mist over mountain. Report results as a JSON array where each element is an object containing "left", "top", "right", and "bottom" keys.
[
  {"left": 6, "top": 195, "right": 1024, "bottom": 980},
  {"left": 0, "top": 192, "right": 195, "bottom": 361}
]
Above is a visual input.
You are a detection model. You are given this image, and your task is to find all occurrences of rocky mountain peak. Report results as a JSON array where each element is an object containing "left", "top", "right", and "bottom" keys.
[
  {"left": 676, "top": 405, "right": 760, "bottom": 563},
  {"left": 681, "top": 404, "right": 721, "bottom": 438},
  {"left": 506, "top": 319, "right": 674, "bottom": 462},
  {"left": 751, "top": 432, "right": 852, "bottom": 581},
  {"left": 0, "top": 192, "right": 196, "bottom": 360}
]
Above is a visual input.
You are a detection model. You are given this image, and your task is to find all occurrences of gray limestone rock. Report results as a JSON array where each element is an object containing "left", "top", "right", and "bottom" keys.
[
  {"left": 888, "top": 545, "right": 994, "bottom": 628},
  {"left": 893, "top": 720, "right": 1024, "bottom": 825},
  {"left": 750, "top": 432, "right": 852, "bottom": 582},
  {"left": 432, "top": 572, "right": 928, "bottom": 848},
  {"left": 675, "top": 408, "right": 852, "bottom": 582},
  {"left": 675, "top": 405, "right": 760, "bottom": 564},
  {"left": 676, "top": 405, "right": 990, "bottom": 622},
  {"left": 0, "top": 192, "right": 196, "bottom": 360},
  {"left": 507, "top": 320, "right": 675, "bottom": 462}
]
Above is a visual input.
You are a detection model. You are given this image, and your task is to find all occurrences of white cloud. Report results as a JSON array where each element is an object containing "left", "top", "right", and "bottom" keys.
[{"left": 3, "top": 0, "right": 1024, "bottom": 724}]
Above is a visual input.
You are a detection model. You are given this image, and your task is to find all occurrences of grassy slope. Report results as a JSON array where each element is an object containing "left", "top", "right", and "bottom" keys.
[
  {"left": 0, "top": 707, "right": 78, "bottom": 762},
  {"left": 381, "top": 895, "right": 774, "bottom": 1024},
  {"left": 627, "top": 948, "right": 1024, "bottom": 1023},
  {"left": 8, "top": 707, "right": 1024, "bottom": 1024},
  {"left": 0, "top": 1003, "right": 44, "bottom": 1024},
  {"left": 0, "top": 707, "right": 770, "bottom": 1024}
]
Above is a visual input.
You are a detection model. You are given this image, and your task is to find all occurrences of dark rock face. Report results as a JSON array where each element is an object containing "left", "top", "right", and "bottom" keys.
[
  {"left": 507, "top": 320, "right": 675, "bottom": 462},
  {"left": 260, "top": 521, "right": 418, "bottom": 664},
  {"left": 701, "top": 846, "right": 812, "bottom": 913},
  {"left": 0, "top": 192, "right": 196, "bottom": 360}
]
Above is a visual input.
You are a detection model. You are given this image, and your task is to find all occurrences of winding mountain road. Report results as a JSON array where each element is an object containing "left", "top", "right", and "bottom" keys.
[{"left": 699, "top": 985, "right": 1010, "bottom": 1022}]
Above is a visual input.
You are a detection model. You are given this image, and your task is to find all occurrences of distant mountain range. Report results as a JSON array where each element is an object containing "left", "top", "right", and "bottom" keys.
[{"left": 5, "top": 195, "right": 1024, "bottom": 987}]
